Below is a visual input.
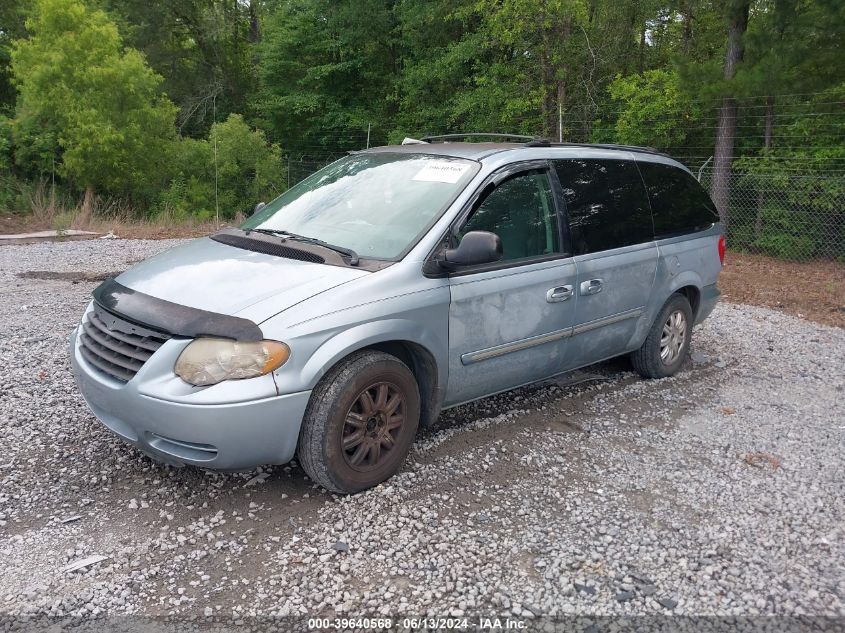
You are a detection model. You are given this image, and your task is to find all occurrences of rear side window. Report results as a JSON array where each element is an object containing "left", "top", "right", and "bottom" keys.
[
  {"left": 637, "top": 162, "right": 720, "bottom": 239},
  {"left": 553, "top": 159, "right": 653, "bottom": 255}
]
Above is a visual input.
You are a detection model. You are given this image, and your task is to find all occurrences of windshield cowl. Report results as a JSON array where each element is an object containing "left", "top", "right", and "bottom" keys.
[
  {"left": 246, "top": 228, "right": 360, "bottom": 266},
  {"left": 211, "top": 227, "right": 392, "bottom": 271}
]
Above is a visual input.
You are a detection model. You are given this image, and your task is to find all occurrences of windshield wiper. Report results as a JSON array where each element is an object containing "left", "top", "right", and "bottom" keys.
[{"left": 247, "top": 228, "right": 360, "bottom": 266}]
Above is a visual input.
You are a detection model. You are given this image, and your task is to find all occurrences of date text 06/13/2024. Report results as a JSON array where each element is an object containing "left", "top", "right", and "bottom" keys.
[{"left": 307, "top": 616, "right": 528, "bottom": 630}]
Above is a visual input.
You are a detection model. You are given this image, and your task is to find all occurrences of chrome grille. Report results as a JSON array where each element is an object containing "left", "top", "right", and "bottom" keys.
[{"left": 79, "top": 305, "right": 170, "bottom": 382}]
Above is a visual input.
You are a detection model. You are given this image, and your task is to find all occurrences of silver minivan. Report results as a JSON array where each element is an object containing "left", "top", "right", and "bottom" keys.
[{"left": 70, "top": 136, "right": 724, "bottom": 493}]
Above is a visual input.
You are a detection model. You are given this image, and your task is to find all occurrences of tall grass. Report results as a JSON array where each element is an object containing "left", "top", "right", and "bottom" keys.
[{"left": 18, "top": 179, "right": 225, "bottom": 239}]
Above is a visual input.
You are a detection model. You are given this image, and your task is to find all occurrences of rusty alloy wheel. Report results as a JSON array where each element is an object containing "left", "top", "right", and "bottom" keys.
[
  {"left": 297, "top": 350, "right": 420, "bottom": 493},
  {"left": 341, "top": 381, "right": 405, "bottom": 471}
]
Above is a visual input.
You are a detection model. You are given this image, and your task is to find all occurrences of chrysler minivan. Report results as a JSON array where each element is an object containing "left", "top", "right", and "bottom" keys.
[{"left": 70, "top": 136, "right": 723, "bottom": 493}]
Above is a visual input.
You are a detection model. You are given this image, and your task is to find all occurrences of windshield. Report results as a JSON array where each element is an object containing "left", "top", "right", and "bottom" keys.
[{"left": 241, "top": 153, "right": 479, "bottom": 260}]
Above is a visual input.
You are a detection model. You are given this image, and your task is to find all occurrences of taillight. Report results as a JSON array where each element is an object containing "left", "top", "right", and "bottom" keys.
[{"left": 718, "top": 234, "right": 726, "bottom": 266}]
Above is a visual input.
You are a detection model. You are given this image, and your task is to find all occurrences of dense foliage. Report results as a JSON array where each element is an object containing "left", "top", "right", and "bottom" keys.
[
  {"left": 11, "top": 0, "right": 176, "bottom": 198},
  {"left": 0, "top": 0, "right": 842, "bottom": 256}
]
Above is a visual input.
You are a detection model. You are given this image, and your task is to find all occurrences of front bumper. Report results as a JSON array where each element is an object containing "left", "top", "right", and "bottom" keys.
[{"left": 69, "top": 327, "right": 311, "bottom": 470}]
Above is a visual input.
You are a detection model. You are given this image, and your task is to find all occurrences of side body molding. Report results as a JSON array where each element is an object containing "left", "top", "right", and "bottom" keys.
[{"left": 460, "top": 307, "right": 644, "bottom": 366}]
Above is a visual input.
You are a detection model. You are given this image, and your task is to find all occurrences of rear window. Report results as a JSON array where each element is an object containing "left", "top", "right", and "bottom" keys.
[
  {"left": 637, "top": 162, "right": 720, "bottom": 239},
  {"left": 553, "top": 159, "right": 653, "bottom": 255}
]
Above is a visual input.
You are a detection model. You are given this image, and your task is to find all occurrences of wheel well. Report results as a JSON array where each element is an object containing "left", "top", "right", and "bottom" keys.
[
  {"left": 365, "top": 341, "right": 442, "bottom": 428},
  {"left": 676, "top": 285, "right": 701, "bottom": 318}
]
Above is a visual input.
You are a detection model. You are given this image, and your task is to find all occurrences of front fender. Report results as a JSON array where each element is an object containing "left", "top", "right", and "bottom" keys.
[{"left": 298, "top": 318, "right": 447, "bottom": 391}]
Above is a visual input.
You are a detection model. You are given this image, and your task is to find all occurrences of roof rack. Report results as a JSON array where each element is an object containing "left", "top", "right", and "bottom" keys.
[
  {"left": 569, "top": 142, "right": 664, "bottom": 155},
  {"left": 409, "top": 133, "right": 669, "bottom": 157},
  {"left": 524, "top": 139, "right": 666, "bottom": 156},
  {"left": 419, "top": 133, "right": 536, "bottom": 143},
  {"left": 525, "top": 137, "right": 668, "bottom": 156}
]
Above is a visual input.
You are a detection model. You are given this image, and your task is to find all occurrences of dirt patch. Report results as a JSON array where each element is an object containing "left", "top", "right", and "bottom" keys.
[
  {"left": 719, "top": 251, "right": 844, "bottom": 328},
  {"left": 0, "top": 214, "right": 38, "bottom": 235},
  {"left": 16, "top": 270, "right": 121, "bottom": 283},
  {"left": 104, "top": 223, "right": 219, "bottom": 240},
  {"left": 1, "top": 212, "right": 221, "bottom": 240}
]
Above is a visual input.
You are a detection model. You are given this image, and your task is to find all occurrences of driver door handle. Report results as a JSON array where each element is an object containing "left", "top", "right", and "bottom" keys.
[
  {"left": 580, "top": 278, "right": 604, "bottom": 295},
  {"left": 546, "top": 285, "right": 574, "bottom": 303}
]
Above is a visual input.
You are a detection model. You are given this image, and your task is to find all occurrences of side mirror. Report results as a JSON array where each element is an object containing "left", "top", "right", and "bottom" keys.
[
  {"left": 441, "top": 231, "right": 503, "bottom": 270},
  {"left": 253, "top": 201, "right": 266, "bottom": 215}
]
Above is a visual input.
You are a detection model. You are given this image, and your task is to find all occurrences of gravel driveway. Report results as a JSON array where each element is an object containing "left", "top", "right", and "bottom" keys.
[{"left": 0, "top": 239, "right": 843, "bottom": 624}]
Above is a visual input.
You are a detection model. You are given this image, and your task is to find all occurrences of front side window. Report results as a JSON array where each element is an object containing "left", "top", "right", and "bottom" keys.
[
  {"left": 242, "top": 153, "right": 479, "bottom": 260},
  {"left": 637, "top": 162, "right": 720, "bottom": 239},
  {"left": 553, "top": 159, "right": 653, "bottom": 255},
  {"left": 459, "top": 171, "right": 560, "bottom": 261}
]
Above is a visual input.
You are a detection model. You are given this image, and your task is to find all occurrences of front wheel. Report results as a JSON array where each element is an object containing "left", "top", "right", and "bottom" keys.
[
  {"left": 631, "top": 293, "right": 693, "bottom": 379},
  {"left": 297, "top": 350, "right": 420, "bottom": 494}
]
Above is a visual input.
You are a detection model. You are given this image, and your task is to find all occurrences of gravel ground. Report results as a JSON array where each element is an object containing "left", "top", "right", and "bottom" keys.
[{"left": 0, "top": 239, "right": 843, "bottom": 625}]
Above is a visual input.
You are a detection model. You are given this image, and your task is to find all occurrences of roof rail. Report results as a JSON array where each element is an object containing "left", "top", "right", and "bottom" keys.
[
  {"left": 532, "top": 141, "right": 667, "bottom": 157},
  {"left": 420, "top": 133, "right": 536, "bottom": 143},
  {"left": 524, "top": 138, "right": 551, "bottom": 147},
  {"left": 578, "top": 142, "right": 664, "bottom": 154},
  {"left": 411, "top": 133, "right": 669, "bottom": 157}
]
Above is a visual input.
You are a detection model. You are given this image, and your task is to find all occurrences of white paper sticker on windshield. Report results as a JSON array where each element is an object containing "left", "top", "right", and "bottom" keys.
[{"left": 412, "top": 161, "right": 472, "bottom": 184}]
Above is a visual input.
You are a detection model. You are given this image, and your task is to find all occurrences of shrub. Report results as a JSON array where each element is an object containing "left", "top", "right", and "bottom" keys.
[
  {"left": 597, "top": 69, "right": 702, "bottom": 150},
  {"left": 752, "top": 201, "right": 820, "bottom": 260},
  {"left": 156, "top": 115, "right": 285, "bottom": 221},
  {"left": 209, "top": 114, "right": 285, "bottom": 218}
]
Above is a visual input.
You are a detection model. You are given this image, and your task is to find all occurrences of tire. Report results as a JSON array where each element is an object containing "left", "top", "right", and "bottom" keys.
[
  {"left": 630, "top": 293, "right": 693, "bottom": 379},
  {"left": 297, "top": 350, "right": 420, "bottom": 494}
]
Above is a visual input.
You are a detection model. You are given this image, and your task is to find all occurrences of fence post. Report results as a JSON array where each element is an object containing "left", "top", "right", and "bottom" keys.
[{"left": 697, "top": 156, "right": 713, "bottom": 182}]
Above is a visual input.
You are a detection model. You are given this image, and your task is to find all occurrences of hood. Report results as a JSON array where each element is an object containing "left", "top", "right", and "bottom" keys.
[{"left": 115, "top": 237, "right": 368, "bottom": 322}]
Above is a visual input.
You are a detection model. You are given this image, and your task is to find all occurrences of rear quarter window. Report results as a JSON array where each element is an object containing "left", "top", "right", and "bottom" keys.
[
  {"left": 553, "top": 159, "right": 653, "bottom": 255},
  {"left": 637, "top": 162, "right": 720, "bottom": 239}
]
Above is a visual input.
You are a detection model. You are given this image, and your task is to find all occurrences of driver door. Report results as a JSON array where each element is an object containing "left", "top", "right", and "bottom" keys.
[{"left": 444, "top": 166, "right": 578, "bottom": 406}]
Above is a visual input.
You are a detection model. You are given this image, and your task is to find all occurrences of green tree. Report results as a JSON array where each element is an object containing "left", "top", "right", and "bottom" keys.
[
  {"left": 0, "top": 114, "right": 17, "bottom": 211},
  {"left": 733, "top": 86, "right": 845, "bottom": 259},
  {"left": 11, "top": 0, "right": 177, "bottom": 200},
  {"left": 394, "top": 0, "right": 589, "bottom": 138},
  {"left": 598, "top": 69, "right": 702, "bottom": 150},
  {"left": 210, "top": 113, "right": 285, "bottom": 217},
  {"left": 393, "top": 0, "right": 675, "bottom": 142},
  {"left": 101, "top": 0, "right": 257, "bottom": 138},
  {"left": 160, "top": 114, "right": 285, "bottom": 220},
  {"left": 0, "top": 0, "right": 27, "bottom": 115},
  {"left": 471, "top": 0, "right": 587, "bottom": 137},
  {"left": 257, "top": 0, "right": 398, "bottom": 153},
  {"left": 392, "top": 0, "right": 474, "bottom": 136}
]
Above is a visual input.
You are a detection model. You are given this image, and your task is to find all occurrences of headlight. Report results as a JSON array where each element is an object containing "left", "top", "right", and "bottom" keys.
[{"left": 174, "top": 338, "right": 290, "bottom": 386}]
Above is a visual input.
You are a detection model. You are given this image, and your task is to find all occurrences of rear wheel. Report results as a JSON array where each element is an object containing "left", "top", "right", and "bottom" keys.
[
  {"left": 297, "top": 350, "right": 420, "bottom": 493},
  {"left": 631, "top": 293, "right": 693, "bottom": 379}
]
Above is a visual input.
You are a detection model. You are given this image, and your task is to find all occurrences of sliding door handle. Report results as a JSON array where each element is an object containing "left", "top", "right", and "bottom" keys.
[{"left": 580, "top": 279, "right": 604, "bottom": 295}]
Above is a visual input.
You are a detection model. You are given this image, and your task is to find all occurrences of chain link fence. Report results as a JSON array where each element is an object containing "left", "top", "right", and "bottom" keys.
[
  {"left": 694, "top": 165, "right": 844, "bottom": 260},
  {"left": 282, "top": 150, "right": 845, "bottom": 261},
  {"left": 283, "top": 156, "right": 344, "bottom": 189},
  {"left": 279, "top": 95, "right": 845, "bottom": 261}
]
